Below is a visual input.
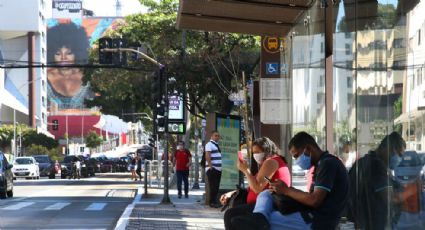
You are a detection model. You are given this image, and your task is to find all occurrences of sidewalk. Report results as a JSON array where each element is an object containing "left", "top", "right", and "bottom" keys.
[{"left": 125, "top": 183, "right": 225, "bottom": 230}]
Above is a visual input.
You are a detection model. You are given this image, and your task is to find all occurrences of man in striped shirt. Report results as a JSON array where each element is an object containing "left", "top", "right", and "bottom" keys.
[{"left": 205, "top": 130, "right": 222, "bottom": 208}]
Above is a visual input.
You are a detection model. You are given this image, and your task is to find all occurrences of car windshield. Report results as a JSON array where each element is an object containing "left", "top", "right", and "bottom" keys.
[
  {"left": 63, "top": 156, "right": 75, "bottom": 163},
  {"left": 33, "top": 156, "right": 49, "bottom": 163},
  {"left": 15, "top": 158, "right": 34, "bottom": 165}
]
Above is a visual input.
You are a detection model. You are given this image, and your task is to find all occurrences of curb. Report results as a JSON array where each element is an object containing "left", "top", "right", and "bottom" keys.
[{"left": 114, "top": 186, "right": 143, "bottom": 230}]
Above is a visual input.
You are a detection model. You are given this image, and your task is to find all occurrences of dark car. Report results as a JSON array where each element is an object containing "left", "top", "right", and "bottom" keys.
[
  {"left": 32, "top": 155, "right": 56, "bottom": 179},
  {"left": 137, "top": 146, "right": 153, "bottom": 161},
  {"left": 0, "top": 152, "right": 14, "bottom": 199},
  {"left": 61, "top": 155, "right": 95, "bottom": 179}
]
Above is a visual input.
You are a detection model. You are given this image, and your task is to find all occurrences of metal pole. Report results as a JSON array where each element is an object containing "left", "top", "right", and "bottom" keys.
[
  {"left": 192, "top": 110, "right": 200, "bottom": 189},
  {"left": 161, "top": 66, "right": 171, "bottom": 204},
  {"left": 13, "top": 109, "right": 16, "bottom": 158}
]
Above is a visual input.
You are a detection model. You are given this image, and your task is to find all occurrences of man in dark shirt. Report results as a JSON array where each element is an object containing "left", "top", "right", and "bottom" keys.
[{"left": 232, "top": 131, "right": 349, "bottom": 230}]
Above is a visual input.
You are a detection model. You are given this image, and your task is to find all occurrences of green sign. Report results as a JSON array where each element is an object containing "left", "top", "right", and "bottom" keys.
[{"left": 216, "top": 115, "right": 241, "bottom": 190}]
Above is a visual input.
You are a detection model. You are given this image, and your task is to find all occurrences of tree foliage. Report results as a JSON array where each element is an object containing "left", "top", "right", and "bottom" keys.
[
  {"left": 85, "top": 131, "right": 103, "bottom": 150},
  {"left": 84, "top": 0, "right": 260, "bottom": 120}
]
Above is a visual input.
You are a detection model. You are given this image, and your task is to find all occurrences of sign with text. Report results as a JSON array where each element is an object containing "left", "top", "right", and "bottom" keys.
[
  {"left": 216, "top": 114, "right": 241, "bottom": 190},
  {"left": 168, "top": 95, "right": 184, "bottom": 120},
  {"left": 167, "top": 121, "right": 185, "bottom": 134},
  {"left": 52, "top": 0, "right": 82, "bottom": 19}
]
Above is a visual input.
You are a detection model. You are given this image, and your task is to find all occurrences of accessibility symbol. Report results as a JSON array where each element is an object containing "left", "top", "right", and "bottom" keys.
[{"left": 266, "top": 63, "right": 279, "bottom": 75}]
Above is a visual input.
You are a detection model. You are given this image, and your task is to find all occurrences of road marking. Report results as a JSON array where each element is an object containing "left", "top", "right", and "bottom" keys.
[
  {"left": 44, "top": 202, "right": 71, "bottom": 210},
  {"left": 85, "top": 202, "right": 107, "bottom": 211},
  {"left": 2, "top": 202, "right": 35, "bottom": 210}
]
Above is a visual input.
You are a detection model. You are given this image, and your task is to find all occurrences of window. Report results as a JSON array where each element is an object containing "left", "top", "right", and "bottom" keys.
[
  {"left": 317, "top": 93, "right": 325, "bottom": 104},
  {"left": 319, "top": 75, "right": 325, "bottom": 87},
  {"left": 42, "top": 96, "right": 45, "bottom": 107},
  {"left": 347, "top": 93, "right": 353, "bottom": 104},
  {"left": 41, "top": 48, "right": 45, "bottom": 58},
  {"left": 345, "top": 32, "right": 351, "bottom": 38},
  {"left": 320, "top": 42, "right": 324, "bottom": 53},
  {"left": 393, "top": 38, "right": 405, "bottom": 48},
  {"left": 80, "top": 147, "right": 85, "bottom": 152},
  {"left": 419, "top": 29, "right": 421, "bottom": 46},
  {"left": 347, "top": 77, "right": 353, "bottom": 88},
  {"left": 345, "top": 44, "right": 351, "bottom": 55}
]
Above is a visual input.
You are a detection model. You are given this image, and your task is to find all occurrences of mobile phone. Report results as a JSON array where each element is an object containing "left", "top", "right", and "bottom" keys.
[
  {"left": 264, "top": 176, "right": 272, "bottom": 183},
  {"left": 238, "top": 151, "right": 243, "bottom": 161}
]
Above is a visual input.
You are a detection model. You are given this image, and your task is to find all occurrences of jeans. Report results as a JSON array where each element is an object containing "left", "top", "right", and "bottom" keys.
[
  {"left": 253, "top": 191, "right": 311, "bottom": 230},
  {"left": 206, "top": 168, "right": 222, "bottom": 204},
  {"left": 176, "top": 170, "right": 189, "bottom": 196}
]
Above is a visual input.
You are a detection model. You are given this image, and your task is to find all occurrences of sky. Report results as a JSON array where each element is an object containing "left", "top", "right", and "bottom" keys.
[{"left": 83, "top": 0, "right": 147, "bottom": 17}]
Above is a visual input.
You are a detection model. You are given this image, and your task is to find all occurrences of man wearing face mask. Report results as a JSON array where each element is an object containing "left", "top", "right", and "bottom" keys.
[
  {"left": 346, "top": 132, "right": 407, "bottom": 230},
  {"left": 231, "top": 131, "right": 349, "bottom": 230},
  {"left": 173, "top": 141, "right": 192, "bottom": 199}
]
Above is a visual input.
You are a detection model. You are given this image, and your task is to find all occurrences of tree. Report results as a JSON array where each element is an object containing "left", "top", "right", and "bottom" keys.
[
  {"left": 85, "top": 131, "right": 103, "bottom": 154},
  {"left": 0, "top": 125, "right": 14, "bottom": 153},
  {"left": 84, "top": 0, "right": 260, "bottom": 120}
]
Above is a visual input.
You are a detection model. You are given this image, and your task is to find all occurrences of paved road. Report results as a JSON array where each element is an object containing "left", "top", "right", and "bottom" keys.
[{"left": 0, "top": 173, "right": 138, "bottom": 230}]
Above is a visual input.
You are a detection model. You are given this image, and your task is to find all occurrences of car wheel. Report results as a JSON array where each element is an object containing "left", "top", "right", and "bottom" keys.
[
  {"left": 7, "top": 189, "right": 13, "bottom": 198},
  {"left": 0, "top": 186, "right": 6, "bottom": 199}
]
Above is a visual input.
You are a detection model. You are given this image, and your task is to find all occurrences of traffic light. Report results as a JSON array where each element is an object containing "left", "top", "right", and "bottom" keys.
[
  {"left": 52, "top": 120, "right": 59, "bottom": 130},
  {"left": 156, "top": 103, "right": 166, "bottom": 133},
  {"left": 99, "top": 37, "right": 112, "bottom": 64},
  {"left": 112, "top": 38, "right": 127, "bottom": 66},
  {"left": 148, "top": 136, "right": 155, "bottom": 148}
]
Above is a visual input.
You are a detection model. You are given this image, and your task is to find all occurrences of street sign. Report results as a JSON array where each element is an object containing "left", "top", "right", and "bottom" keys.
[
  {"left": 266, "top": 63, "right": 279, "bottom": 75},
  {"left": 167, "top": 121, "right": 185, "bottom": 134}
]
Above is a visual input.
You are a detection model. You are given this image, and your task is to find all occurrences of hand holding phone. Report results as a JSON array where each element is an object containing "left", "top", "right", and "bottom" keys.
[{"left": 238, "top": 151, "right": 244, "bottom": 161}]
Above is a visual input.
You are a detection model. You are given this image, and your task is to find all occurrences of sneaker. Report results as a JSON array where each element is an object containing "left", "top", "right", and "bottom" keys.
[
  {"left": 185, "top": 194, "right": 189, "bottom": 198},
  {"left": 178, "top": 194, "right": 182, "bottom": 199},
  {"left": 231, "top": 213, "right": 270, "bottom": 230}
]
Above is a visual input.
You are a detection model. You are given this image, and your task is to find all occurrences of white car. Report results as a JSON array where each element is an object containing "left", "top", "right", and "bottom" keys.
[{"left": 12, "top": 157, "right": 40, "bottom": 180}]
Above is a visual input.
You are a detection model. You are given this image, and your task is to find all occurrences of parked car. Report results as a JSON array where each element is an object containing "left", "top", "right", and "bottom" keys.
[
  {"left": 12, "top": 157, "right": 40, "bottom": 180},
  {"left": 137, "top": 145, "right": 153, "bottom": 161},
  {"left": 61, "top": 155, "right": 95, "bottom": 179},
  {"left": 0, "top": 151, "right": 14, "bottom": 199},
  {"left": 32, "top": 155, "right": 56, "bottom": 179}
]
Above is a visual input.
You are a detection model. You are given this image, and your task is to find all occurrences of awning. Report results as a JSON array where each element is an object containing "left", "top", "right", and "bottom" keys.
[
  {"left": 93, "top": 114, "right": 130, "bottom": 134},
  {"left": 394, "top": 110, "right": 425, "bottom": 124},
  {"left": 176, "top": 0, "right": 313, "bottom": 36},
  {"left": 1, "top": 89, "right": 29, "bottom": 114}
]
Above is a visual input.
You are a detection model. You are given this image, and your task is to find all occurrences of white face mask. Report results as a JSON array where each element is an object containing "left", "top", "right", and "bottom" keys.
[
  {"left": 177, "top": 145, "right": 183, "bottom": 150},
  {"left": 253, "top": 152, "right": 265, "bottom": 164}
]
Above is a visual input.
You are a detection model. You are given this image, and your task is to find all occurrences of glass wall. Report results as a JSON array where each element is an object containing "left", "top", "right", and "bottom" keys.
[
  {"left": 286, "top": 0, "right": 425, "bottom": 228},
  {"left": 333, "top": 0, "right": 424, "bottom": 229}
]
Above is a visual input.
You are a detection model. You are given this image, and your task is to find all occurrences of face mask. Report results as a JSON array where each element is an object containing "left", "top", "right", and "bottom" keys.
[
  {"left": 177, "top": 145, "right": 183, "bottom": 150},
  {"left": 295, "top": 152, "right": 312, "bottom": 170},
  {"left": 389, "top": 154, "right": 402, "bottom": 169},
  {"left": 253, "top": 152, "right": 265, "bottom": 164}
]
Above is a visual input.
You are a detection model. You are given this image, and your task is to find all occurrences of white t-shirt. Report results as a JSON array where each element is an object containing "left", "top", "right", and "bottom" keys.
[{"left": 205, "top": 140, "right": 222, "bottom": 171}]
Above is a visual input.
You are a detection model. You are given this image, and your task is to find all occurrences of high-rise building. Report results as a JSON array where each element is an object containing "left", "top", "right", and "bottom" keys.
[{"left": 0, "top": 0, "right": 50, "bottom": 132}]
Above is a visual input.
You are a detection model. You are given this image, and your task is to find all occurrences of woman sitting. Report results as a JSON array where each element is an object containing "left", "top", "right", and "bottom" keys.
[{"left": 221, "top": 137, "right": 291, "bottom": 230}]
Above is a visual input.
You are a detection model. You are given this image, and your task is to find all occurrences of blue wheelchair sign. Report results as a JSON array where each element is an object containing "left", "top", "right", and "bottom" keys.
[{"left": 266, "top": 63, "right": 279, "bottom": 75}]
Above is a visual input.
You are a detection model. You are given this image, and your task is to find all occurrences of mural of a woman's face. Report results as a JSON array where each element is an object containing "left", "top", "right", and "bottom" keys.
[{"left": 54, "top": 46, "right": 75, "bottom": 65}]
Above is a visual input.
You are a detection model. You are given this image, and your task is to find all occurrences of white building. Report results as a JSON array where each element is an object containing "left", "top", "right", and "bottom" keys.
[{"left": 0, "top": 0, "right": 51, "bottom": 131}]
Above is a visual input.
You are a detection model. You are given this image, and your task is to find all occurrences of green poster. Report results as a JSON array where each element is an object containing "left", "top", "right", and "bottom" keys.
[{"left": 216, "top": 115, "right": 241, "bottom": 190}]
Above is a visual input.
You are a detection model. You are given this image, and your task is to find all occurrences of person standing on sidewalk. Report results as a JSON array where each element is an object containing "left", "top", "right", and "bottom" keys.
[
  {"left": 173, "top": 141, "right": 192, "bottom": 198},
  {"left": 205, "top": 130, "right": 222, "bottom": 208},
  {"left": 135, "top": 154, "right": 143, "bottom": 181}
]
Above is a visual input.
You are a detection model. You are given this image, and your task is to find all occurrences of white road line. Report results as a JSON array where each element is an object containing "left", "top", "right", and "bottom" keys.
[
  {"left": 2, "top": 202, "right": 35, "bottom": 210},
  {"left": 44, "top": 202, "right": 71, "bottom": 210},
  {"left": 85, "top": 202, "right": 107, "bottom": 211}
]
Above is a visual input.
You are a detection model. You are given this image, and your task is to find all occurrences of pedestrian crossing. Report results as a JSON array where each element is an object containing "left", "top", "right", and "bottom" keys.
[{"left": 0, "top": 201, "right": 111, "bottom": 211}]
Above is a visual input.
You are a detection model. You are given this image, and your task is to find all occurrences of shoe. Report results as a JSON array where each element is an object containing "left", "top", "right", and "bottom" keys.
[
  {"left": 185, "top": 194, "right": 189, "bottom": 198},
  {"left": 178, "top": 194, "right": 182, "bottom": 199},
  {"left": 209, "top": 203, "right": 222, "bottom": 208},
  {"left": 231, "top": 213, "right": 270, "bottom": 230}
]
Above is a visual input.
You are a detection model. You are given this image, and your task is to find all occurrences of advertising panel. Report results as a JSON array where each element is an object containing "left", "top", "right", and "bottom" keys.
[
  {"left": 216, "top": 114, "right": 241, "bottom": 190},
  {"left": 52, "top": 0, "right": 83, "bottom": 19},
  {"left": 47, "top": 18, "right": 122, "bottom": 109},
  {"left": 168, "top": 95, "right": 184, "bottom": 120}
]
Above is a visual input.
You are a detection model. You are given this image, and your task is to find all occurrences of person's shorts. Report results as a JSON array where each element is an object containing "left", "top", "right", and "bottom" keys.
[{"left": 129, "top": 164, "right": 135, "bottom": 170}]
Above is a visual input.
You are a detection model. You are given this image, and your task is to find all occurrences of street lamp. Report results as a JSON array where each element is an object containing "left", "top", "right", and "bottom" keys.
[{"left": 13, "top": 77, "right": 42, "bottom": 158}]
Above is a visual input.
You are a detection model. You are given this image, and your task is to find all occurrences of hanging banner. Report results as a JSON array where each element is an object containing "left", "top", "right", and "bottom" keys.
[{"left": 216, "top": 114, "right": 241, "bottom": 190}]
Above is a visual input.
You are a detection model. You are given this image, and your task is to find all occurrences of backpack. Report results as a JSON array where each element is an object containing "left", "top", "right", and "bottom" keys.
[{"left": 200, "top": 141, "right": 221, "bottom": 168}]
